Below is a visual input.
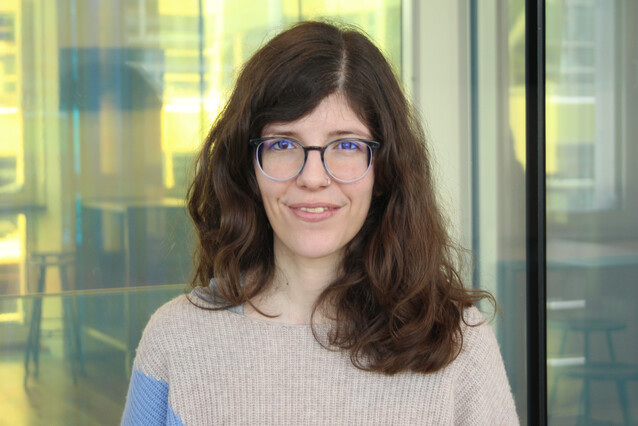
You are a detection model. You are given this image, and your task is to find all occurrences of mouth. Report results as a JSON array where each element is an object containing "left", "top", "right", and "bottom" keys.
[
  {"left": 288, "top": 203, "right": 341, "bottom": 222},
  {"left": 298, "top": 206, "right": 333, "bottom": 213}
]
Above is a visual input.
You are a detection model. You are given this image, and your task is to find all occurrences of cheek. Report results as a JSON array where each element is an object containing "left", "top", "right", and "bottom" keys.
[
  {"left": 255, "top": 164, "right": 272, "bottom": 198},
  {"left": 357, "top": 173, "right": 375, "bottom": 206},
  {"left": 347, "top": 178, "right": 374, "bottom": 222},
  {"left": 254, "top": 172, "right": 286, "bottom": 218}
]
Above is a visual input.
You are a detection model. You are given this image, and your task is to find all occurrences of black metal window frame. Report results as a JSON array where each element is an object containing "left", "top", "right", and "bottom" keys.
[{"left": 526, "top": 0, "right": 547, "bottom": 424}]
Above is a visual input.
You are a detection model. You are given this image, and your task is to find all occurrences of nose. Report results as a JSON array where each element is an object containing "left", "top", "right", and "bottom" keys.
[{"left": 296, "top": 150, "right": 330, "bottom": 189}]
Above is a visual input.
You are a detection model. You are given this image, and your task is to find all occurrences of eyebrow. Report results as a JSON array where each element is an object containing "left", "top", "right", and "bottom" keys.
[
  {"left": 328, "top": 130, "right": 372, "bottom": 138},
  {"left": 263, "top": 129, "right": 372, "bottom": 140}
]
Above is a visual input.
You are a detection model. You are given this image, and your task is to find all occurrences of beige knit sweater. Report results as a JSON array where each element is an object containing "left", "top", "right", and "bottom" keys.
[{"left": 122, "top": 291, "right": 519, "bottom": 425}]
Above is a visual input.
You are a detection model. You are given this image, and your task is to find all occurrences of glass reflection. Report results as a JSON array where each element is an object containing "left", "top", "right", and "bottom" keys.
[
  {"left": 474, "top": 0, "right": 528, "bottom": 419},
  {"left": 0, "top": 1, "right": 401, "bottom": 423},
  {"left": 547, "top": 1, "right": 638, "bottom": 424}
]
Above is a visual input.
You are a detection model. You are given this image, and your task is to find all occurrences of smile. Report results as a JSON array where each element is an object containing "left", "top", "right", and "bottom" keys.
[
  {"left": 288, "top": 204, "right": 341, "bottom": 222},
  {"left": 298, "top": 207, "right": 331, "bottom": 213}
]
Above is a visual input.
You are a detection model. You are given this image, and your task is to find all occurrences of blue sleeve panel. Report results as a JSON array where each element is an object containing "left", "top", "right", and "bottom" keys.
[{"left": 122, "top": 369, "right": 185, "bottom": 425}]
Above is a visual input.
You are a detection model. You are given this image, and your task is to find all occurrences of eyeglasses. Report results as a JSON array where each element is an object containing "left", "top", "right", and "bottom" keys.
[{"left": 249, "top": 136, "right": 381, "bottom": 183}]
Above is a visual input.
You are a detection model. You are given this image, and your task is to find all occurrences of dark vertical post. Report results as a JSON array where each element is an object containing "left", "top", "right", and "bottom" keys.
[{"left": 525, "top": 0, "right": 547, "bottom": 424}]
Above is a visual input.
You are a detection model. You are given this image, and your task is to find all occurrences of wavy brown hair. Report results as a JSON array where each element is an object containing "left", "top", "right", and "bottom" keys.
[{"left": 187, "top": 21, "right": 494, "bottom": 375}]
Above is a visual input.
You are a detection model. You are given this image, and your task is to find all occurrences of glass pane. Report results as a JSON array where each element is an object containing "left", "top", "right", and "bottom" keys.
[
  {"left": 0, "top": 1, "right": 401, "bottom": 423},
  {"left": 547, "top": 0, "right": 638, "bottom": 424},
  {"left": 473, "top": 0, "right": 528, "bottom": 421},
  {"left": 414, "top": 1, "right": 527, "bottom": 421},
  {"left": 0, "top": 2, "right": 23, "bottom": 193}
]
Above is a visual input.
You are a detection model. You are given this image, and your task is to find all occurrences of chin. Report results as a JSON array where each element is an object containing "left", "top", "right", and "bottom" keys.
[
  {"left": 293, "top": 246, "right": 343, "bottom": 260},
  {"left": 281, "top": 236, "right": 346, "bottom": 261}
]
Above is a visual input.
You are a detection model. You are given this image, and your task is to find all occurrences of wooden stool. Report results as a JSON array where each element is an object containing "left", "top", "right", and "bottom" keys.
[{"left": 24, "top": 251, "right": 85, "bottom": 385}]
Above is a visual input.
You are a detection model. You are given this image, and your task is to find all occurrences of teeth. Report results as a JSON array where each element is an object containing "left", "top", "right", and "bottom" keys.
[{"left": 299, "top": 207, "right": 328, "bottom": 213}]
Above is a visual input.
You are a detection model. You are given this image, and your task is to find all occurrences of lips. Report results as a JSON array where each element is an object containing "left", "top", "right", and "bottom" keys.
[{"left": 288, "top": 202, "right": 341, "bottom": 222}]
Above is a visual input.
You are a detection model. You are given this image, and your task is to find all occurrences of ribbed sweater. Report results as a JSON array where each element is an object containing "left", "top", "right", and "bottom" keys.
[{"left": 122, "top": 290, "right": 518, "bottom": 425}]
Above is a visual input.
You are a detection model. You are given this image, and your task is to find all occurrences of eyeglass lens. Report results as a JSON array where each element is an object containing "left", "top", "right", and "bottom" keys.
[{"left": 257, "top": 138, "right": 372, "bottom": 182}]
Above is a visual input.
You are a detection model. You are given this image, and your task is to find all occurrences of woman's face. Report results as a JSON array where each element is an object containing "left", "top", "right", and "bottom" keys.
[{"left": 255, "top": 94, "right": 375, "bottom": 266}]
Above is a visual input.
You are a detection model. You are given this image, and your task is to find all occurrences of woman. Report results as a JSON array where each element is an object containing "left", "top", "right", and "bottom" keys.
[{"left": 122, "top": 21, "right": 518, "bottom": 425}]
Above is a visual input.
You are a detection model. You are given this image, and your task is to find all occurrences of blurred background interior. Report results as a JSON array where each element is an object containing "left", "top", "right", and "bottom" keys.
[{"left": 0, "top": 0, "right": 636, "bottom": 424}]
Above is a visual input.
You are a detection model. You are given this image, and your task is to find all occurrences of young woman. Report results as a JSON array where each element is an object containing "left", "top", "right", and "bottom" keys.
[{"left": 122, "top": 21, "right": 518, "bottom": 425}]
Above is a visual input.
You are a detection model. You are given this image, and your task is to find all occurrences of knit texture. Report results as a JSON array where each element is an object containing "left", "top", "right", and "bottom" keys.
[
  {"left": 122, "top": 290, "right": 518, "bottom": 425},
  {"left": 122, "top": 370, "right": 184, "bottom": 425}
]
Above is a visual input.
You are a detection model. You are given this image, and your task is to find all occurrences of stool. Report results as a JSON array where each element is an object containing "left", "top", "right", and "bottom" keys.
[
  {"left": 548, "top": 317, "right": 636, "bottom": 425},
  {"left": 562, "top": 362, "right": 638, "bottom": 425},
  {"left": 24, "top": 251, "right": 85, "bottom": 386}
]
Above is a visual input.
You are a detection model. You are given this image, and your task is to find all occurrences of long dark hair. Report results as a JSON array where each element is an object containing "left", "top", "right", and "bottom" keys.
[{"left": 187, "top": 21, "right": 494, "bottom": 374}]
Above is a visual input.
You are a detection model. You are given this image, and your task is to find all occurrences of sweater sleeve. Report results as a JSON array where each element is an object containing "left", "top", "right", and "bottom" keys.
[
  {"left": 454, "top": 308, "right": 519, "bottom": 425},
  {"left": 121, "top": 299, "right": 185, "bottom": 425}
]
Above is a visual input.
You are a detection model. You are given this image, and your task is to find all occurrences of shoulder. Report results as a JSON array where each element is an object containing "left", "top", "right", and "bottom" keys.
[
  {"left": 142, "top": 287, "right": 226, "bottom": 334},
  {"left": 139, "top": 295, "right": 201, "bottom": 341},
  {"left": 132, "top": 292, "right": 230, "bottom": 378},
  {"left": 459, "top": 306, "right": 498, "bottom": 355},
  {"left": 147, "top": 294, "right": 193, "bottom": 324},
  {"left": 452, "top": 305, "right": 519, "bottom": 424},
  {"left": 131, "top": 295, "right": 190, "bottom": 379},
  {"left": 455, "top": 306, "right": 505, "bottom": 380}
]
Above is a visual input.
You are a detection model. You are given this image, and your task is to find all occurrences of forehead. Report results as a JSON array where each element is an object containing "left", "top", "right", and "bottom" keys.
[{"left": 261, "top": 94, "right": 371, "bottom": 139}]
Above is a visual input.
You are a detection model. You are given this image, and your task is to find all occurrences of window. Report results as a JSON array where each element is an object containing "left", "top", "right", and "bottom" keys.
[{"left": 546, "top": 0, "right": 620, "bottom": 212}]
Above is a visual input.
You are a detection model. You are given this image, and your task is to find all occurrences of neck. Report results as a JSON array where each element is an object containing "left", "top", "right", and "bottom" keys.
[{"left": 245, "top": 244, "right": 340, "bottom": 325}]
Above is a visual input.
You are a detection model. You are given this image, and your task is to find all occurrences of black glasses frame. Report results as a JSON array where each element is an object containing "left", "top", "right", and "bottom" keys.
[{"left": 249, "top": 136, "right": 381, "bottom": 183}]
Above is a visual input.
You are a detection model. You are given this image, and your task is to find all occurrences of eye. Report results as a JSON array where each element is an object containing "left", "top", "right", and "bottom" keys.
[
  {"left": 266, "top": 138, "right": 297, "bottom": 151},
  {"left": 334, "top": 140, "right": 363, "bottom": 151}
]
